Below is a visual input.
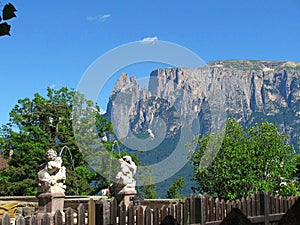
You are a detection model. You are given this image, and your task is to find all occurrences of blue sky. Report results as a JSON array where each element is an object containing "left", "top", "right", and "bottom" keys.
[{"left": 1, "top": 0, "right": 300, "bottom": 125}]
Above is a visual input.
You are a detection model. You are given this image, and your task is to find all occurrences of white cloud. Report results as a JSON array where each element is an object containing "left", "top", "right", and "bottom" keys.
[
  {"left": 86, "top": 14, "right": 111, "bottom": 22},
  {"left": 140, "top": 36, "right": 158, "bottom": 44},
  {"left": 100, "top": 14, "right": 111, "bottom": 21}
]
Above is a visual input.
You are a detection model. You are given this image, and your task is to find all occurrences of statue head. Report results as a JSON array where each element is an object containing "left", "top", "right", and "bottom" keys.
[
  {"left": 122, "top": 155, "right": 132, "bottom": 163},
  {"left": 46, "top": 149, "right": 57, "bottom": 161}
]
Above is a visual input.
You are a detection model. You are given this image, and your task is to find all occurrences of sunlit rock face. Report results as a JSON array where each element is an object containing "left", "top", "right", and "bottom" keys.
[{"left": 106, "top": 60, "right": 300, "bottom": 149}]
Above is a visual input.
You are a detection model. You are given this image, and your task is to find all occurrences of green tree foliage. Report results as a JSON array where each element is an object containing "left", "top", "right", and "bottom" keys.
[
  {"left": 189, "top": 118, "right": 297, "bottom": 200},
  {"left": 136, "top": 165, "right": 157, "bottom": 199},
  {"left": 0, "top": 3, "right": 17, "bottom": 36},
  {"left": 0, "top": 87, "right": 114, "bottom": 195},
  {"left": 293, "top": 144, "right": 300, "bottom": 192},
  {"left": 166, "top": 177, "right": 185, "bottom": 199}
]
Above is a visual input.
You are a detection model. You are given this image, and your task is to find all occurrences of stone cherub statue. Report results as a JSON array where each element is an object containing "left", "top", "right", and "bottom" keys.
[
  {"left": 37, "top": 149, "right": 66, "bottom": 194},
  {"left": 110, "top": 155, "right": 137, "bottom": 204},
  {"left": 115, "top": 155, "right": 137, "bottom": 188}
]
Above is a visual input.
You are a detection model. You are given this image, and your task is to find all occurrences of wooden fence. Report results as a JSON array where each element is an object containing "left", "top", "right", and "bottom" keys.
[
  {"left": 0, "top": 191, "right": 299, "bottom": 225},
  {"left": 94, "top": 191, "right": 300, "bottom": 225},
  {"left": 0, "top": 204, "right": 87, "bottom": 225},
  {"left": 188, "top": 191, "right": 299, "bottom": 225}
]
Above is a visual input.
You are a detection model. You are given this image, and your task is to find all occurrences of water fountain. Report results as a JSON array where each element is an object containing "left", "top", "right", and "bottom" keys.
[
  {"left": 59, "top": 145, "right": 78, "bottom": 195},
  {"left": 103, "top": 136, "right": 137, "bottom": 205}
]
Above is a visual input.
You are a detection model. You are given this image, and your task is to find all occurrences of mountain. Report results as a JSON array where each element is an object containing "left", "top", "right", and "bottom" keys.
[{"left": 105, "top": 60, "right": 300, "bottom": 197}]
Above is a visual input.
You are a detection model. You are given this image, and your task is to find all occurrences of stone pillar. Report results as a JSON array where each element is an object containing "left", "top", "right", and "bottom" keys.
[
  {"left": 120, "top": 188, "right": 137, "bottom": 207},
  {"left": 36, "top": 192, "right": 65, "bottom": 225},
  {"left": 113, "top": 184, "right": 137, "bottom": 206}
]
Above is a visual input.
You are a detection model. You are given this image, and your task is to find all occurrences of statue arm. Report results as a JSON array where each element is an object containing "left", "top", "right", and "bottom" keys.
[{"left": 127, "top": 161, "right": 137, "bottom": 175}]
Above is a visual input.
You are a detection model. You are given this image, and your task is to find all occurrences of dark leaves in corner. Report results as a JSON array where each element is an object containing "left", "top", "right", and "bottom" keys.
[
  {"left": 2, "top": 3, "right": 17, "bottom": 20},
  {"left": 0, "top": 22, "right": 11, "bottom": 36},
  {"left": 0, "top": 3, "right": 17, "bottom": 37}
]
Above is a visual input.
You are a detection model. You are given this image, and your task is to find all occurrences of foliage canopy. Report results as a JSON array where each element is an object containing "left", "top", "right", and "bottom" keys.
[
  {"left": 166, "top": 177, "right": 185, "bottom": 199},
  {"left": 0, "top": 87, "right": 114, "bottom": 195},
  {"left": 188, "top": 118, "right": 298, "bottom": 200}
]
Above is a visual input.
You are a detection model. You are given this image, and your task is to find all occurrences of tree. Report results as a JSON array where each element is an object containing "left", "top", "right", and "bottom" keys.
[
  {"left": 188, "top": 118, "right": 297, "bottom": 200},
  {"left": 0, "top": 3, "right": 17, "bottom": 36},
  {"left": 0, "top": 87, "right": 114, "bottom": 195},
  {"left": 166, "top": 177, "right": 185, "bottom": 199},
  {"left": 136, "top": 165, "right": 157, "bottom": 199}
]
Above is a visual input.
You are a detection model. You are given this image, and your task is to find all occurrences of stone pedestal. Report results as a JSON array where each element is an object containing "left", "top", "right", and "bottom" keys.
[
  {"left": 113, "top": 184, "right": 137, "bottom": 206},
  {"left": 36, "top": 192, "right": 65, "bottom": 225}
]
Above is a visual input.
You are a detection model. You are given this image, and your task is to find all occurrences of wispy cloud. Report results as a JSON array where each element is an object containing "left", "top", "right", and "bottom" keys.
[
  {"left": 100, "top": 14, "right": 111, "bottom": 22},
  {"left": 140, "top": 36, "right": 158, "bottom": 44},
  {"left": 87, "top": 14, "right": 111, "bottom": 22}
]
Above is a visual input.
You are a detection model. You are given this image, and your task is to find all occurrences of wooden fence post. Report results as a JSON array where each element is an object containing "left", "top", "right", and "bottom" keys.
[
  {"left": 284, "top": 197, "right": 289, "bottom": 212},
  {"left": 246, "top": 196, "right": 251, "bottom": 216},
  {"left": 168, "top": 203, "right": 174, "bottom": 217},
  {"left": 65, "top": 207, "right": 74, "bottom": 225},
  {"left": 183, "top": 198, "right": 189, "bottom": 225},
  {"left": 96, "top": 199, "right": 109, "bottom": 225},
  {"left": 78, "top": 204, "right": 86, "bottom": 225},
  {"left": 127, "top": 203, "right": 135, "bottom": 225},
  {"left": 264, "top": 191, "right": 270, "bottom": 225},
  {"left": 15, "top": 214, "right": 25, "bottom": 225},
  {"left": 195, "top": 196, "right": 201, "bottom": 223},
  {"left": 2, "top": 213, "right": 10, "bottom": 225},
  {"left": 270, "top": 194, "right": 275, "bottom": 214},
  {"left": 288, "top": 197, "right": 294, "bottom": 209},
  {"left": 279, "top": 196, "right": 283, "bottom": 213},
  {"left": 153, "top": 207, "right": 160, "bottom": 225},
  {"left": 136, "top": 206, "right": 144, "bottom": 225},
  {"left": 160, "top": 205, "right": 167, "bottom": 221},
  {"left": 190, "top": 194, "right": 195, "bottom": 224},
  {"left": 236, "top": 199, "right": 241, "bottom": 211},
  {"left": 41, "top": 213, "right": 51, "bottom": 225},
  {"left": 220, "top": 199, "right": 225, "bottom": 220},
  {"left": 29, "top": 215, "right": 37, "bottom": 225},
  {"left": 88, "top": 198, "right": 96, "bottom": 225},
  {"left": 255, "top": 191, "right": 261, "bottom": 215},
  {"left": 54, "top": 210, "right": 63, "bottom": 225},
  {"left": 251, "top": 194, "right": 256, "bottom": 216},
  {"left": 145, "top": 207, "right": 152, "bottom": 225},
  {"left": 215, "top": 198, "right": 220, "bottom": 221},
  {"left": 200, "top": 195, "right": 207, "bottom": 225},
  {"left": 118, "top": 201, "right": 126, "bottom": 225},
  {"left": 175, "top": 202, "right": 182, "bottom": 224},
  {"left": 225, "top": 200, "right": 232, "bottom": 218},
  {"left": 241, "top": 197, "right": 246, "bottom": 215},
  {"left": 209, "top": 197, "right": 214, "bottom": 222},
  {"left": 110, "top": 198, "right": 117, "bottom": 225}
]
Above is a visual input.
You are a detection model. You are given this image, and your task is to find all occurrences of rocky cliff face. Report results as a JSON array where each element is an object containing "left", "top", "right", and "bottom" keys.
[
  {"left": 107, "top": 60, "right": 300, "bottom": 148},
  {"left": 106, "top": 60, "right": 300, "bottom": 197}
]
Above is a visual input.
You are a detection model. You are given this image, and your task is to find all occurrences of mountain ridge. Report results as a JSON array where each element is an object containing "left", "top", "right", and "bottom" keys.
[{"left": 105, "top": 60, "right": 300, "bottom": 197}]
